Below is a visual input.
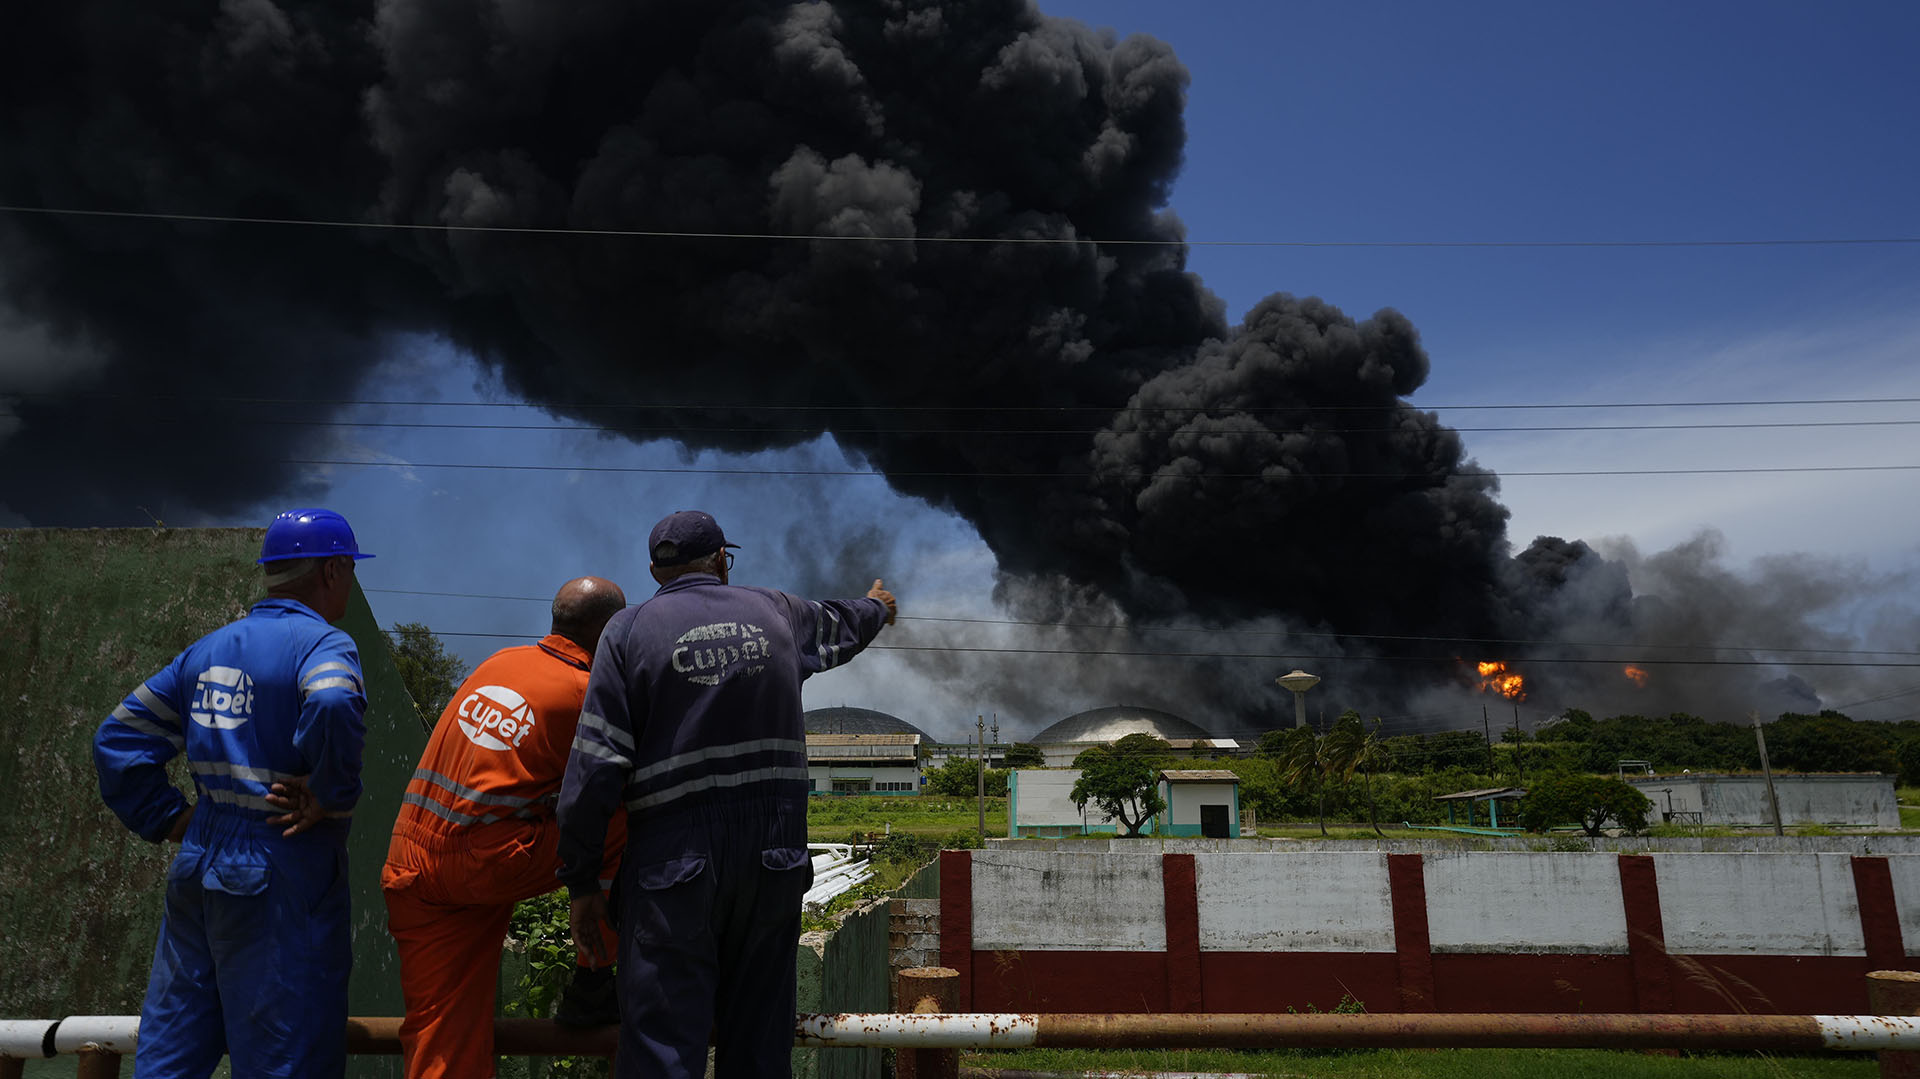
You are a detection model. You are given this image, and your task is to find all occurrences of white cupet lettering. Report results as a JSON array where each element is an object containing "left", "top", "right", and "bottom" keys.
[{"left": 457, "top": 685, "right": 537, "bottom": 751}]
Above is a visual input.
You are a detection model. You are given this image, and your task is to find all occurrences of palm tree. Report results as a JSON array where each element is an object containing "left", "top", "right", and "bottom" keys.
[
  {"left": 1324, "top": 711, "right": 1388, "bottom": 837},
  {"left": 1270, "top": 726, "right": 1335, "bottom": 836}
]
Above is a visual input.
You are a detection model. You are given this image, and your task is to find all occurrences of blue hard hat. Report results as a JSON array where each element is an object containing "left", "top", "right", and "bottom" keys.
[{"left": 257, "top": 508, "right": 375, "bottom": 564}]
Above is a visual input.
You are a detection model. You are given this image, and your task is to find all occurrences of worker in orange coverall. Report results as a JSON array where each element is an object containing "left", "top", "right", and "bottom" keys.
[{"left": 382, "top": 576, "right": 629, "bottom": 1079}]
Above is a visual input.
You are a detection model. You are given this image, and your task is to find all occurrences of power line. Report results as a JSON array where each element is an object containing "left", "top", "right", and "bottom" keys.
[
  {"left": 294, "top": 457, "right": 1920, "bottom": 479},
  {"left": 16, "top": 389, "right": 1920, "bottom": 413},
  {"left": 89, "top": 415, "right": 1920, "bottom": 438},
  {"left": 6, "top": 203, "right": 1919, "bottom": 249},
  {"left": 416, "top": 626, "right": 1920, "bottom": 666},
  {"left": 365, "top": 588, "right": 1920, "bottom": 658}
]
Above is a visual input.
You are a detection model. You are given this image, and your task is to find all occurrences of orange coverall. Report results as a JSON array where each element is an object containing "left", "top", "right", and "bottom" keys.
[{"left": 382, "top": 634, "right": 625, "bottom": 1079}]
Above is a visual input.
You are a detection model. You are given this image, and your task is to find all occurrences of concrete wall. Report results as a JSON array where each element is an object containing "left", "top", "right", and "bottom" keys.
[
  {"left": 1629, "top": 774, "right": 1899, "bottom": 828},
  {"left": 940, "top": 847, "right": 1920, "bottom": 1016},
  {"left": 996, "top": 834, "right": 1920, "bottom": 854}
]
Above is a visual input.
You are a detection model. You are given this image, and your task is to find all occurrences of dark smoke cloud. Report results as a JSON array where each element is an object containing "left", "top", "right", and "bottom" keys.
[{"left": 1, "top": 1, "right": 1898, "bottom": 730}]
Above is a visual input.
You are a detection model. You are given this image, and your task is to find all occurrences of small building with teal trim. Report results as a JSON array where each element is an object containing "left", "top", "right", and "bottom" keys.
[{"left": 1156, "top": 769, "right": 1241, "bottom": 837}]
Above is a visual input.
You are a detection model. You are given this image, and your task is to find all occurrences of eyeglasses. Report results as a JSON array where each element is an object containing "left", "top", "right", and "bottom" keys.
[{"left": 722, "top": 551, "right": 735, "bottom": 572}]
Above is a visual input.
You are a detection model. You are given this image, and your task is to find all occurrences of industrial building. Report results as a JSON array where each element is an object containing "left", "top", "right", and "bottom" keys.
[
  {"left": 803, "top": 707, "right": 926, "bottom": 794},
  {"left": 1627, "top": 772, "right": 1900, "bottom": 829}
]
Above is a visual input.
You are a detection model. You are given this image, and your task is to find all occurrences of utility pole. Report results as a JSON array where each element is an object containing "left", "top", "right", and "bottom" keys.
[
  {"left": 976, "top": 714, "right": 987, "bottom": 841},
  {"left": 1482, "top": 705, "right": 1496, "bottom": 778},
  {"left": 1752, "top": 711, "right": 1783, "bottom": 836},
  {"left": 1513, "top": 704, "right": 1525, "bottom": 785}
]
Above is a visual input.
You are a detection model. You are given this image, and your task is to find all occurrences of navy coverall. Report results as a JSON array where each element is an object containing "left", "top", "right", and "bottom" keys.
[
  {"left": 557, "top": 574, "right": 889, "bottom": 1078},
  {"left": 94, "top": 598, "right": 366, "bottom": 1079}
]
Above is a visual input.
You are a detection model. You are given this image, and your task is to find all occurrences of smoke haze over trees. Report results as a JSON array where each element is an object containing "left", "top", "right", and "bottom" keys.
[{"left": 2, "top": 1, "right": 1908, "bottom": 731}]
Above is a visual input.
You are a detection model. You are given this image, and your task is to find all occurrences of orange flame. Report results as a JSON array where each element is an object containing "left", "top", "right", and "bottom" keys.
[
  {"left": 1624, "top": 665, "right": 1649, "bottom": 688},
  {"left": 1476, "top": 660, "right": 1527, "bottom": 701}
]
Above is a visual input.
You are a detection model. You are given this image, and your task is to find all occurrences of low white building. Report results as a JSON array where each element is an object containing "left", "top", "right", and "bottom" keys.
[
  {"left": 1157, "top": 769, "right": 1242, "bottom": 838},
  {"left": 1627, "top": 772, "right": 1899, "bottom": 829},
  {"left": 806, "top": 733, "right": 921, "bottom": 794}
]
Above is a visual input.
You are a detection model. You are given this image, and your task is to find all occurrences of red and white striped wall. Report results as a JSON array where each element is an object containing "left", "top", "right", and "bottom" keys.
[{"left": 938, "top": 849, "right": 1920, "bottom": 1015}]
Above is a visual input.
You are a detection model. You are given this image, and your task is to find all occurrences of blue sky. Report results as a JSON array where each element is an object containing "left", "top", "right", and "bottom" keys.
[{"left": 303, "top": 1, "right": 1920, "bottom": 738}]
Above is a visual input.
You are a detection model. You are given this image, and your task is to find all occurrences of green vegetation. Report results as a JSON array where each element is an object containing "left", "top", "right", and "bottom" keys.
[
  {"left": 961, "top": 1048, "right": 1872, "bottom": 1078},
  {"left": 805, "top": 793, "right": 1006, "bottom": 842},
  {"left": 1070, "top": 733, "right": 1171, "bottom": 836},
  {"left": 1522, "top": 773, "right": 1652, "bottom": 835},
  {"left": 385, "top": 620, "right": 468, "bottom": 728},
  {"left": 922, "top": 755, "right": 1009, "bottom": 796}
]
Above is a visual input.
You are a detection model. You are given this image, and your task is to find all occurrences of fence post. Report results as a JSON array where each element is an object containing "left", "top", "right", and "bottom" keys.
[
  {"left": 74, "top": 1050, "right": 122, "bottom": 1079},
  {"left": 894, "top": 966, "right": 959, "bottom": 1079},
  {"left": 1870, "top": 970, "right": 1920, "bottom": 1078}
]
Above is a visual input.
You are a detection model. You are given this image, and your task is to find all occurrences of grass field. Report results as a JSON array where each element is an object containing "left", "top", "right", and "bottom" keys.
[
  {"left": 805, "top": 793, "right": 1006, "bottom": 842},
  {"left": 960, "top": 1047, "right": 1875, "bottom": 1078}
]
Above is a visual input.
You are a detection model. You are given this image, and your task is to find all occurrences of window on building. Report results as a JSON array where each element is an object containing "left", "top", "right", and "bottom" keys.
[{"left": 832, "top": 778, "right": 872, "bottom": 793}]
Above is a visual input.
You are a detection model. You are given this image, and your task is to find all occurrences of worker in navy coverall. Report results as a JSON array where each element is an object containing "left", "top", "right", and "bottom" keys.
[
  {"left": 557, "top": 509, "right": 896, "bottom": 1078},
  {"left": 93, "top": 508, "right": 372, "bottom": 1079}
]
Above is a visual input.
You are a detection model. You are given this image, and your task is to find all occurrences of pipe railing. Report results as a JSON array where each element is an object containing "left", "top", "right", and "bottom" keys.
[{"left": 9, "top": 969, "right": 1920, "bottom": 1079}]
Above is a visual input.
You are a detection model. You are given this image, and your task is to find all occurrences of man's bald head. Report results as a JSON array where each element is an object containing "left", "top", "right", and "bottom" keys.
[{"left": 551, "top": 577, "right": 627, "bottom": 655}]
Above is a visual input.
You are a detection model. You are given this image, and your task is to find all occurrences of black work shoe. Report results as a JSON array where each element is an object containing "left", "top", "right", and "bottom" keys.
[{"left": 554, "top": 966, "right": 618, "bottom": 1027}]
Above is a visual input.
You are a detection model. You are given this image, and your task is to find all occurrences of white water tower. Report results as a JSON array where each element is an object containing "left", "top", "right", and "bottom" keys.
[{"left": 1275, "top": 669, "right": 1321, "bottom": 729}]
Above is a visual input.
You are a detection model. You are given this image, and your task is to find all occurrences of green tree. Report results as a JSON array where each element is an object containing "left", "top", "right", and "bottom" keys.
[
  {"left": 1002, "top": 742, "right": 1046, "bottom": 769},
  {"left": 1324, "top": 711, "right": 1388, "bottom": 836},
  {"left": 1070, "top": 735, "right": 1171, "bottom": 837},
  {"left": 924, "top": 756, "right": 1008, "bottom": 797},
  {"left": 385, "top": 621, "right": 467, "bottom": 729},
  {"left": 1268, "top": 726, "right": 1343, "bottom": 836},
  {"left": 1522, "top": 773, "right": 1652, "bottom": 836}
]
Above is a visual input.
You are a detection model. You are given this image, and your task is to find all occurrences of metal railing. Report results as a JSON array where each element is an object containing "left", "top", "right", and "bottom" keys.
[{"left": 8, "top": 969, "right": 1920, "bottom": 1079}]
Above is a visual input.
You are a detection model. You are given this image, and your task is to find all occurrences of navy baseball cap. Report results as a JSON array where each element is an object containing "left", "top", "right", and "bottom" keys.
[{"left": 648, "top": 510, "right": 740, "bottom": 566}]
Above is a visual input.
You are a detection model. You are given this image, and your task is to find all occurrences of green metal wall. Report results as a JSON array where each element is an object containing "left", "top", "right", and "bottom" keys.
[{"left": 0, "top": 528, "right": 426, "bottom": 1076}]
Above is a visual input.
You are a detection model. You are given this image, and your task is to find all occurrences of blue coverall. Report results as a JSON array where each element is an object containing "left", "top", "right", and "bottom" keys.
[
  {"left": 556, "top": 575, "right": 889, "bottom": 1078},
  {"left": 94, "top": 598, "right": 367, "bottom": 1079}
]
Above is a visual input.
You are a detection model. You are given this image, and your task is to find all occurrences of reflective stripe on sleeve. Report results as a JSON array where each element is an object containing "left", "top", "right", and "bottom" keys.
[
  {"left": 301, "top": 676, "right": 362, "bottom": 697},
  {"left": 131, "top": 685, "right": 182, "bottom": 725},
  {"left": 570, "top": 738, "right": 632, "bottom": 769},
  {"left": 624, "top": 765, "right": 811, "bottom": 813},
  {"left": 577, "top": 712, "right": 634, "bottom": 752},
  {"left": 816, "top": 603, "right": 844, "bottom": 669},
  {"left": 109, "top": 706, "right": 185, "bottom": 750}
]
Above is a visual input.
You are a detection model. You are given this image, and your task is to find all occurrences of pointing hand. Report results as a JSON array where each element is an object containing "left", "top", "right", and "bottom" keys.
[{"left": 867, "top": 578, "right": 897, "bottom": 625}]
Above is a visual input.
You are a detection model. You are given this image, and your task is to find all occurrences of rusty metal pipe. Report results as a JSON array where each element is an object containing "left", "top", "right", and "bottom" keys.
[
  {"left": 21, "top": 1011, "right": 1920, "bottom": 1057},
  {"left": 795, "top": 1012, "right": 1920, "bottom": 1052}
]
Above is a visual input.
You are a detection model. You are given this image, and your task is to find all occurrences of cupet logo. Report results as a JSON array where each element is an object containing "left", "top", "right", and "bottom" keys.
[
  {"left": 457, "top": 685, "right": 537, "bottom": 750},
  {"left": 191, "top": 666, "right": 255, "bottom": 729}
]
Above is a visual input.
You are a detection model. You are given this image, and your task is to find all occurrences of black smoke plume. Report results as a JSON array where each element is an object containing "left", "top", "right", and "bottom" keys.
[{"left": 1, "top": 1, "right": 1894, "bottom": 730}]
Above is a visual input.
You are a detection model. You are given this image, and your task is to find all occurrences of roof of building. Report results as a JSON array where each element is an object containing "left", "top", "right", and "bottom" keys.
[
  {"left": 1030, "top": 705, "right": 1213, "bottom": 745},
  {"left": 803, "top": 705, "right": 929, "bottom": 740},
  {"left": 1434, "top": 787, "right": 1528, "bottom": 802},
  {"left": 807, "top": 733, "right": 919, "bottom": 746},
  {"left": 1160, "top": 769, "right": 1241, "bottom": 782}
]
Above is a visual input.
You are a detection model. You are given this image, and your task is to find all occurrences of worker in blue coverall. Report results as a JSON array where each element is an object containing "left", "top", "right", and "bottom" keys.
[
  {"left": 557, "top": 509, "right": 897, "bottom": 1078},
  {"left": 93, "top": 508, "right": 372, "bottom": 1079}
]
